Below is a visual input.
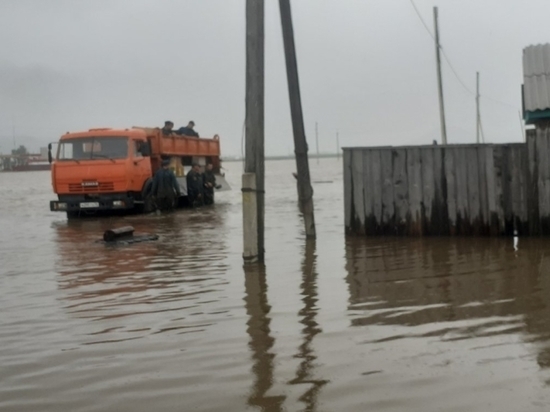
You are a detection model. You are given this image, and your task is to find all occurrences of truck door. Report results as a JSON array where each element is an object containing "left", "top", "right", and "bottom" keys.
[{"left": 132, "top": 140, "right": 152, "bottom": 192}]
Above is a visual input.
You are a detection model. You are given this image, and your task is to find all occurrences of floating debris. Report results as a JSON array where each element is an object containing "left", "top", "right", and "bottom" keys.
[{"left": 97, "top": 226, "right": 159, "bottom": 245}]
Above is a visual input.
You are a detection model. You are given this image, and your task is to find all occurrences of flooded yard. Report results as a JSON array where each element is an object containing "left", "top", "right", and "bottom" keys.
[{"left": 2, "top": 158, "right": 550, "bottom": 411}]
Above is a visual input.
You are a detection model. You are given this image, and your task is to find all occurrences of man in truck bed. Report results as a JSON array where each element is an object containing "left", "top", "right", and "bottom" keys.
[
  {"left": 176, "top": 121, "right": 199, "bottom": 137},
  {"left": 151, "top": 159, "right": 181, "bottom": 211}
]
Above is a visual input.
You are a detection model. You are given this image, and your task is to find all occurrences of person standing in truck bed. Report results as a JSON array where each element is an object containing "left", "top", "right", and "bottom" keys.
[
  {"left": 186, "top": 163, "right": 204, "bottom": 207},
  {"left": 161, "top": 121, "right": 174, "bottom": 136},
  {"left": 151, "top": 159, "right": 181, "bottom": 211},
  {"left": 176, "top": 121, "right": 199, "bottom": 137}
]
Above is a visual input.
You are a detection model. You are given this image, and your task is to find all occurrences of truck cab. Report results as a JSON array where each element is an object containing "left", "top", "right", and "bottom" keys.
[{"left": 50, "top": 128, "right": 153, "bottom": 215}]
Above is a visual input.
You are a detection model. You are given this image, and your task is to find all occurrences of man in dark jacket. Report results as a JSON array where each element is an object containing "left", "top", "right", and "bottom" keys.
[
  {"left": 186, "top": 163, "right": 204, "bottom": 207},
  {"left": 202, "top": 163, "right": 217, "bottom": 205},
  {"left": 151, "top": 159, "right": 181, "bottom": 211},
  {"left": 176, "top": 121, "right": 199, "bottom": 137}
]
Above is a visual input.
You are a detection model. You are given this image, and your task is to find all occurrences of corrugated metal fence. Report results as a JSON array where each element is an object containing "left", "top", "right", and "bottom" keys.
[{"left": 344, "top": 128, "right": 550, "bottom": 236}]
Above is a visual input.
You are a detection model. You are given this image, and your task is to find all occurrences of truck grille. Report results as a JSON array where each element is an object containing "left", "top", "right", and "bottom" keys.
[{"left": 68, "top": 182, "right": 115, "bottom": 192}]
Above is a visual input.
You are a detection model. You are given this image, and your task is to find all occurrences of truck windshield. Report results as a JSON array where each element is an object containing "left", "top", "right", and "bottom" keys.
[{"left": 57, "top": 137, "right": 128, "bottom": 161}]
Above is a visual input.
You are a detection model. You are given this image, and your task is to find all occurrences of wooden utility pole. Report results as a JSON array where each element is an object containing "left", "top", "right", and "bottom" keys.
[
  {"left": 433, "top": 7, "right": 447, "bottom": 145},
  {"left": 476, "top": 71, "right": 481, "bottom": 143},
  {"left": 279, "top": 0, "right": 316, "bottom": 238},
  {"left": 315, "top": 122, "right": 319, "bottom": 164},
  {"left": 243, "top": 0, "right": 265, "bottom": 262}
]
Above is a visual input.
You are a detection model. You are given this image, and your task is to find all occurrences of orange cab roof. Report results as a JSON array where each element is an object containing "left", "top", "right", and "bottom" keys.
[{"left": 60, "top": 128, "right": 147, "bottom": 140}]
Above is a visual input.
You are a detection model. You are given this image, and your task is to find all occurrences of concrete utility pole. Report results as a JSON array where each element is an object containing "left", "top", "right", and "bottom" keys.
[
  {"left": 433, "top": 7, "right": 447, "bottom": 145},
  {"left": 279, "top": 0, "right": 316, "bottom": 238},
  {"left": 476, "top": 71, "right": 481, "bottom": 143},
  {"left": 243, "top": 0, "right": 265, "bottom": 263}
]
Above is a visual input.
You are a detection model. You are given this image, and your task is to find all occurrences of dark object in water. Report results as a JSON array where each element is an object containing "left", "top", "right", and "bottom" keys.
[
  {"left": 104, "top": 234, "right": 159, "bottom": 245},
  {"left": 103, "top": 226, "right": 135, "bottom": 242}
]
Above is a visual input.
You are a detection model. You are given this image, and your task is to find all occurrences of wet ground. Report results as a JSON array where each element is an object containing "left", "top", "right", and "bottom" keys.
[{"left": 2, "top": 158, "right": 550, "bottom": 411}]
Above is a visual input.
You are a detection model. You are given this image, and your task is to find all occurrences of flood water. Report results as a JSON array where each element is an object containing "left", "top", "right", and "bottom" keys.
[{"left": 2, "top": 158, "right": 550, "bottom": 411}]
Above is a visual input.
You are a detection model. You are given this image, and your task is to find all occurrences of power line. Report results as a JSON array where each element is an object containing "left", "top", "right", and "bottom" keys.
[
  {"left": 409, "top": 0, "right": 474, "bottom": 96},
  {"left": 481, "top": 94, "right": 519, "bottom": 110},
  {"left": 408, "top": 0, "right": 519, "bottom": 108},
  {"left": 409, "top": 0, "right": 434, "bottom": 40},
  {"left": 440, "top": 50, "right": 476, "bottom": 96}
]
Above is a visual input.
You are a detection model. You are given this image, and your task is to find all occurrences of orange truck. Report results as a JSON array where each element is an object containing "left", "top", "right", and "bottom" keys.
[{"left": 48, "top": 127, "right": 229, "bottom": 217}]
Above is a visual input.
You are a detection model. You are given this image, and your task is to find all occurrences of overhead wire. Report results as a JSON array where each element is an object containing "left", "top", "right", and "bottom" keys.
[
  {"left": 409, "top": 0, "right": 475, "bottom": 96},
  {"left": 408, "top": 0, "right": 523, "bottom": 143}
]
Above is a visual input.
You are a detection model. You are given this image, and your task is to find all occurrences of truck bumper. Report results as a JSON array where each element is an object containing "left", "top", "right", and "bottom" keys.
[{"left": 50, "top": 194, "right": 135, "bottom": 212}]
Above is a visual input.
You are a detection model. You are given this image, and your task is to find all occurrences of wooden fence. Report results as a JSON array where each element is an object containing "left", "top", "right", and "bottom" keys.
[{"left": 343, "top": 128, "right": 550, "bottom": 236}]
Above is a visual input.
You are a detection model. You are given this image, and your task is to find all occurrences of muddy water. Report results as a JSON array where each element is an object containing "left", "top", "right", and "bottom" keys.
[{"left": 2, "top": 158, "right": 550, "bottom": 411}]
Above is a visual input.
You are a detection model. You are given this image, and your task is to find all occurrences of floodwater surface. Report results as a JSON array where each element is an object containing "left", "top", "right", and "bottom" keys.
[{"left": 2, "top": 158, "right": 550, "bottom": 411}]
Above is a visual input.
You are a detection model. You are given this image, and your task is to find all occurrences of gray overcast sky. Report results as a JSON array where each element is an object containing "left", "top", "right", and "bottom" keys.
[{"left": 1, "top": 0, "right": 549, "bottom": 156}]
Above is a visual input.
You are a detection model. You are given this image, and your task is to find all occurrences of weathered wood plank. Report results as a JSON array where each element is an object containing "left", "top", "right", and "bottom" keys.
[
  {"left": 455, "top": 148, "right": 470, "bottom": 234},
  {"left": 344, "top": 149, "right": 353, "bottom": 230},
  {"left": 421, "top": 148, "right": 435, "bottom": 234},
  {"left": 510, "top": 145, "right": 528, "bottom": 233},
  {"left": 371, "top": 150, "right": 383, "bottom": 233},
  {"left": 492, "top": 146, "right": 506, "bottom": 235},
  {"left": 520, "top": 145, "right": 529, "bottom": 228},
  {"left": 501, "top": 146, "right": 513, "bottom": 234},
  {"left": 432, "top": 147, "right": 447, "bottom": 235},
  {"left": 351, "top": 149, "right": 365, "bottom": 234},
  {"left": 406, "top": 147, "right": 423, "bottom": 235},
  {"left": 362, "top": 150, "right": 374, "bottom": 234},
  {"left": 509, "top": 147, "right": 521, "bottom": 231},
  {"left": 392, "top": 149, "right": 409, "bottom": 235},
  {"left": 477, "top": 145, "right": 489, "bottom": 234},
  {"left": 466, "top": 147, "right": 481, "bottom": 235},
  {"left": 526, "top": 130, "right": 539, "bottom": 235},
  {"left": 537, "top": 129, "right": 550, "bottom": 235},
  {"left": 484, "top": 146, "right": 499, "bottom": 235},
  {"left": 443, "top": 147, "right": 457, "bottom": 234},
  {"left": 380, "top": 149, "right": 394, "bottom": 233}
]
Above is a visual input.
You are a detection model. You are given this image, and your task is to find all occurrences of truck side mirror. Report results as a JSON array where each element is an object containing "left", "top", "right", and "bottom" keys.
[
  {"left": 48, "top": 143, "right": 53, "bottom": 164},
  {"left": 140, "top": 142, "right": 151, "bottom": 157}
]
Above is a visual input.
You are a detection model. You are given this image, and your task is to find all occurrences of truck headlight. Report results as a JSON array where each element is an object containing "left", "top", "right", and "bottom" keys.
[
  {"left": 113, "top": 200, "right": 125, "bottom": 207},
  {"left": 56, "top": 203, "right": 67, "bottom": 210}
]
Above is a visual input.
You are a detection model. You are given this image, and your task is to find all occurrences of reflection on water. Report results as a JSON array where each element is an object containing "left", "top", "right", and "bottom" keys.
[
  {"left": 343, "top": 236, "right": 550, "bottom": 409},
  {"left": 244, "top": 263, "right": 286, "bottom": 411},
  {"left": 288, "top": 240, "right": 328, "bottom": 411},
  {"left": 53, "top": 206, "right": 231, "bottom": 342},
  {"left": 345, "top": 237, "right": 547, "bottom": 333},
  {"left": 244, "top": 242, "right": 327, "bottom": 412}
]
